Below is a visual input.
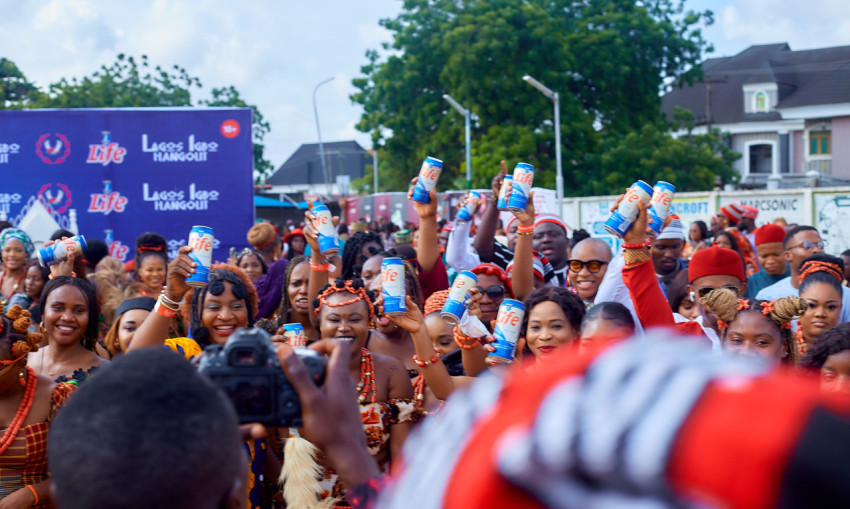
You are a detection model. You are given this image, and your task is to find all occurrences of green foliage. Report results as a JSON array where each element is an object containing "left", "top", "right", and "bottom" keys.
[
  {"left": 1, "top": 54, "right": 271, "bottom": 180},
  {"left": 353, "top": 0, "right": 724, "bottom": 196},
  {"left": 0, "top": 58, "right": 40, "bottom": 109}
]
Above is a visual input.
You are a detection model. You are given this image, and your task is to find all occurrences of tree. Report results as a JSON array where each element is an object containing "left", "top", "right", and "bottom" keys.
[
  {"left": 1, "top": 54, "right": 271, "bottom": 180},
  {"left": 0, "top": 58, "right": 40, "bottom": 109},
  {"left": 352, "top": 0, "right": 720, "bottom": 195}
]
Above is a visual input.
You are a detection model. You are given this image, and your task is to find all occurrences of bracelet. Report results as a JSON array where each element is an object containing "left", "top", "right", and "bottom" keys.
[
  {"left": 516, "top": 224, "right": 534, "bottom": 233},
  {"left": 453, "top": 327, "right": 480, "bottom": 350},
  {"left": 154, "top": 301, "right": 177, "bottom": 318},
  {"left": 310, "top": 260, "right": 329, "bottom": 272},
  {"left": 26, "top": 485, "right": 38, "bottom": 505},
  {"left": 622, "top": 239, "right": 651, "bottom": 250},
  {"left": 413, "top": 348, "right": 441, "bottom": 367},
  {"left": 157, "top": 294, "right": 179, "bottom": 311},
  {"left": 517, "top": 231, "right": 533, "bottom": 236},
  {"left": 48, "top": 271, "right": 77, "bottom": 280},
  {"left": 624, "top": 248, "right": 651, "bottom": 266}
]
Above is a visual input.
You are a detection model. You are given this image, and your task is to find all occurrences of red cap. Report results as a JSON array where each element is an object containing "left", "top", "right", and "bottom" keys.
[
  {"left": 282, "top": 228, "right": 305, "bottom": 244},
  {"left": 742, "top": 205, "right": 759, "bottom": 220},
  {"left": 720, "top": 202, "right": 745, "bottom": 223},
  {"left": 754, "top": 224, "right": 785, "bottom": 246},
  {"left": 688, "top": 246, "right": 745, "bottom": 283}
]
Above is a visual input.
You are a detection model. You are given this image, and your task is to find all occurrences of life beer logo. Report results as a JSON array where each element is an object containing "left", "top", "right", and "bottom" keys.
[
  {"left": 651, "top": 188, "right": 672, "bottom": 206},
  {"left": 188, "top": 232, "right": 214, "bottom": 256},
  {"left": 496, "top": 307, "right": 522, "bottom": 328},
  {"left": 103, "top": 230, "right": 129, "bottom": 261},
  {"left": 382, "top": 265, "right": 400, "bottom": 283},
  {"left": 625, "top": 187, "right": 642, "bottom": 204},
  {"left": 88, "top": 181, "right": 128, "bottom": 216},
  {"left": 86, "top": 131, "right": 127, "bottom": 166},
  {"left": 36, "top": 133, "right": 71, "bottom": 164},
  {"left": 0, "top": 142, "right": 20, "bottom": 164},
  {"left": 514, "top": 169, "right": 534, "bottom": 186},
  {"left": 420, "top": 163, "right": 440, "bottom": 184},
  {"left": 141, "top": 134, "right": 218, "bottom": 162},
  {"left": 143, "top": 183, "right": 219, "bottom": 211}
]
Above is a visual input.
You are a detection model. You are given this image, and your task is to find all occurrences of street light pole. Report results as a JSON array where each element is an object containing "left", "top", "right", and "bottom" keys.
[
  {"left": 373, "top": 147, "right": 378, "bottom": 193},
  {"left": 523, "top": 75, "right": 563, "bottom": 219},
  {"left": 312, "top": 77, "right": 335, "bottom": 199},
  {"left": 443, "top": 94, "right": 472, "bottom": 190}
]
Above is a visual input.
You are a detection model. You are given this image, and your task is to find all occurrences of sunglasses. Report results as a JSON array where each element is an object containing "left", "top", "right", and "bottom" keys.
[
  {"left": 567, "top": 259, "right": 608, "bottom": 273},
  {"left": 787, "top": 240, "right": 826, "bottom": 251},
  {"left": 696, "top": 285, "right": 740, "bottom": 299},
  {"left": 476, "top": 285, "right": 506, "bottom": 303}
]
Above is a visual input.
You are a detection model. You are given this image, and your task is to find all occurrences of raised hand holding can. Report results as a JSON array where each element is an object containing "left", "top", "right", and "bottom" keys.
[
  {"left": 381, "top": 257, "right": 406, "bottom": 316},
  {"left": 604, "top": 181, "right": 653, "bottom": 238},
  {"left": 311, "top": 202, "right": 340, "bottom": 254},
  {"left": 456, "top": 191, "right": 482, "bottom": 222},
  {"left": 412, "top": 156, "right": 443, "bottom": 204},
  {"left": 441, "top": 271, "right": 477, "bottom": 324},
  {"left": 489, "top": 299, "right": 526, "bottom": 363},
  {"left": 37, "top": 235, "right": 88, "bottom": 267},
  {"left": 496, "top": 175, "right": 513, "bottom": 211},
  {"left": 647, "top": 181, "right": 676, "bottom": 236},
  {"left": 186, "top": 226, "right": 214, "bottom": 287},
  {"left": 507, "top": 163, "right": 534, "bottom": 213}
]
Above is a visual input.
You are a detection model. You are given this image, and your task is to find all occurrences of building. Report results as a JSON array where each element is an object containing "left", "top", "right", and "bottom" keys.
[
  {"left": 263, "top": 140, "right": 368, "bottom": 199},
  {"left": 662, "top": 43, "right": 850, "bottom": 188}
]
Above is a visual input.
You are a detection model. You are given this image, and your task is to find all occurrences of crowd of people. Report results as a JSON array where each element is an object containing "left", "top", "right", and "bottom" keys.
[{"left": 0, "top": 167, "right": 849, "bottom": 508}]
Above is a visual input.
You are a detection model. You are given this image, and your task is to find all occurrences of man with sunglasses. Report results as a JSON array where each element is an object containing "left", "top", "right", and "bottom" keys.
[
  {"left": 757, "top": 225, "right": 850, "bottom": 323},
  {"left": 567, "top": 238, "right": 612, "bottom": 306}
]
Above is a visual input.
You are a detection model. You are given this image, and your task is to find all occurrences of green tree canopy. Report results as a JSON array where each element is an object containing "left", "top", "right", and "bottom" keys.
[
  {"left": 1, "top": 54, "right": 272, "bottom": 181},
  {"left": 353, "top": 0, "right": 732, "bottom": 195}
]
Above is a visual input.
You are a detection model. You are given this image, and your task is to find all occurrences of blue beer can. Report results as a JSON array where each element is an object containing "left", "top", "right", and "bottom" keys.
[
  {"left": 647, "top": 181, "right": 676, "bottom": 236},
  {"left": 381, "top": 257, "right": 406, "bottom": 316},
  {"left": 186, "top": 225, "right": 214, "bottom": 287},
  {"left": 283, "top": 323, "right": 308, "bottom": 348},
  {"left": 441, "top": 271, "right": 477, "bottom": 325},
  {"left": 312, "top": 203, "right": 340, "bottom": 254},
  {"left": 456, "top": 191, "right": 482, "bottom": 222},
  {"left": 489, "top": 299, "right": 526, "bottom": 363},
  {"left": 604, "top": 180, "right": 653, "bottom": 238},
  {"left": 37, "top": 235, "right": 88, "bottom": 267},
  {"left": 497, "top": 175, "right": 513, "bottom": 211},
  {"left": 412, "top": 156, "right": 443, "bottom": 203},
  {"left": 507, "top": 163, "right": 534, "bottom": 213}
]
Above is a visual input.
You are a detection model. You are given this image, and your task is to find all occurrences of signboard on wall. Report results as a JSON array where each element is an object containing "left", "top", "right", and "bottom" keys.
[
  {"left": 720, "top": 193, "right": 805, "bottom": 226},
  {"left": 0, "top": 108, "right": 254, "bottom": 261},
  {"left": 815, "top": 193, "right": 850, "bottom": 256}
]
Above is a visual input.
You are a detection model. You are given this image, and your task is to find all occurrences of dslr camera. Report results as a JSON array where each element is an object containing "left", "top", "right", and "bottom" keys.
[{"left": 198, "top": 327, "right": 325, "bottom": 427}]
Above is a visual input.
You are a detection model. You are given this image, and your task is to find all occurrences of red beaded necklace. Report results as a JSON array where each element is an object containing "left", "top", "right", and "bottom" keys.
[
  {"left": 0, "top": 269, "right": 25, "bottom": 301},
  {"left": 412, "top": 373, "right": 425, "bottom": 410},
  {"left": 0, "top": 366, "right": 37, "bottom": 455},
  {"left": 355, "top": 348, "right": 377, "bottom": 404}
]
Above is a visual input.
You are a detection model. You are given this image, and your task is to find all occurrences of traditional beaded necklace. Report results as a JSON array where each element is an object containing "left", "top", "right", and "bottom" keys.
[
  {"left": 0, "top": 366, "right": 37, "bottom": 455},
  {"left": 355, "top": 348, "right": 377, "bottom": 404},
  {"left": 412, "top": 373, "right": 425, "bottom": 410},
  {"left": 0, "top": 269, "right": 25, "bottom": 309}
]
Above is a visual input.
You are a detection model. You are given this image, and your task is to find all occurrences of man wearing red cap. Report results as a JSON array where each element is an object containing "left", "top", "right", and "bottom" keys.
[
  {"left": 718, "top": 201, "right": 757, "bottom": 276},
  {"left": 745, "top": 223, "right": 790, "bottom": 299}
]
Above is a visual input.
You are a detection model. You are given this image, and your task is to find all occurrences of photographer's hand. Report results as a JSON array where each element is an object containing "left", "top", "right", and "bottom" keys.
[{"left": 278, "top": 340, "right": 380, "bottom": 488}]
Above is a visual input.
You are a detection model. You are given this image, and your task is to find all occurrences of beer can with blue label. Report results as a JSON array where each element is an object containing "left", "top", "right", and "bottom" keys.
[
  {"left": 456, "top": 191, "right": 482, "bottom": 222},
  {"left": 186, "top": 225, "right": 214, "bottom": 287},
  {"left": 312, "top": 203, "right": 340, "bottom": 254},
  {"left": 37, "top": 235, "right": 88, "bottom": 267},
  {"left": 412, "top": 157, "right": 443, "bottom": 204},
  {"left": 283, "top": 323, "right": 308, "bottom": 348},
  {"left": 507, "top": 163, "right": 534, "bottom": 213},
  {"left": 604, "top": 180, "right": 653, "bottom": 238},
  {"left": 497, "top": 175, "right": 513, "bottom": 211},
  {"left": 441, "top": 271, "right": 478, "bottom": 324},
  {"left": 489, "top": 299, "right": 526, "bottom": 363},
  {"left": 647, "top": 181, "right": 676, "bottom": 236},
  {"left": 381, "top": 257, "right": 406, "bottom": 316}
]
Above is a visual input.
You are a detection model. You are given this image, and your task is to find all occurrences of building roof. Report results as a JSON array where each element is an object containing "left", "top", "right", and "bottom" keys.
[
  {"left": 266, "top": 140, "right": 368, "bottom": 186},
  {"left": 662, "top": 43, "right": 850, "bottom": 125}
]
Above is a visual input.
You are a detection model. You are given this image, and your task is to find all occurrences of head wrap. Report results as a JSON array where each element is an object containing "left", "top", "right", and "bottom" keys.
[
  {"left": 754, "top": 224, "right": 785, "bottom": 246},
  {"left": 247, "top": 222, "right": 278, "bottom": 250},
  {"left": 742, "top": 205, "right": 759, "bottom": 220},
  {"left": 0, "top": 228, "right": 34, "bottom": 258},
  {"left": 720, "top": 202, "right": 745, "bottom": 223},
  {"left": 533, "top": 213, "right": 568, "bottom": 234},
  {"left": 688, "top": 246, "right": 745, "bottom": 283},
  {"left": 394, "top": 228, "right": 413, "bottom": 245},
  {"left": 114, "top": 297, "right": 156, "bottom": 318},
  {"left": 656, "top": 215, "right": 684, "bottom": 241},
  {"left": 424, "top": 289, "right": 449, "bottom": 315},
  {"left": 472, "top": 263, "right": 515, "bottom": 299}
]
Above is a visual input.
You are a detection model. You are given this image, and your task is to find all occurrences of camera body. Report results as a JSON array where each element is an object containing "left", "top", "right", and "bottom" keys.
[{"left": 198, "top": 327, "right": 325, "bottom": 427}]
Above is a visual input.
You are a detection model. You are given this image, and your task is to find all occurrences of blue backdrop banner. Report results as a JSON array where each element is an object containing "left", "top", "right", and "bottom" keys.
[{"left": 0, "top": 108, "right": 254, "bottom": 263}]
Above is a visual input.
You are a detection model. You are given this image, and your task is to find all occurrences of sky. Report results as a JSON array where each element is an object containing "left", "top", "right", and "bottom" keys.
[{"left": 1, "top": 0, "right": 849, "bottom": 172}]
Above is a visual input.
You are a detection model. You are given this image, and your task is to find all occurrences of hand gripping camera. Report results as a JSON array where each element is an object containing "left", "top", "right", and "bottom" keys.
[{"left": 198, "top": 327, "right": 325, "bottom": 427}]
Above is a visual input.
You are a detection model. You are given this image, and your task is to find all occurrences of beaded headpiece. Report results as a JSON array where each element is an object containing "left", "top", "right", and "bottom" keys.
[
  {"left": 799, "top": 260, "right": 843, "bottom": 284},
  {"left": 313, "top": 279, "right": 376, "bottom": 321},
  {"left": 0, "top": 306, "right": 43, "bottom": 363}
]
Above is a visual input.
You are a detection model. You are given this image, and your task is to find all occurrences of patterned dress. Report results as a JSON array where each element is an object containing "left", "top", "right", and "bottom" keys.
[{"left": 0, "top": 382, "right": 76, "bottom": 507}]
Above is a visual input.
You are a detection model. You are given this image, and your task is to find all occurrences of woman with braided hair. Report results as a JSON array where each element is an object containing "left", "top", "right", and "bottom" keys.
[
  {"left": 699, "top": 288, "right": 805, "bottom": 364},
  {"left": 0, "top": 305, "right": 75, "bottom": 507},
  {"left": 265, "top": 255, "right": 319, "bottom": 344},
  {"left": 277, "top": 277, "right": 416, "bottom": 507},
  {"left": 340, "top": 231, "right": 384, "bottom": 280},
  {"left": 797, "top": 253, "right": 844, "bottom": 356}
]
